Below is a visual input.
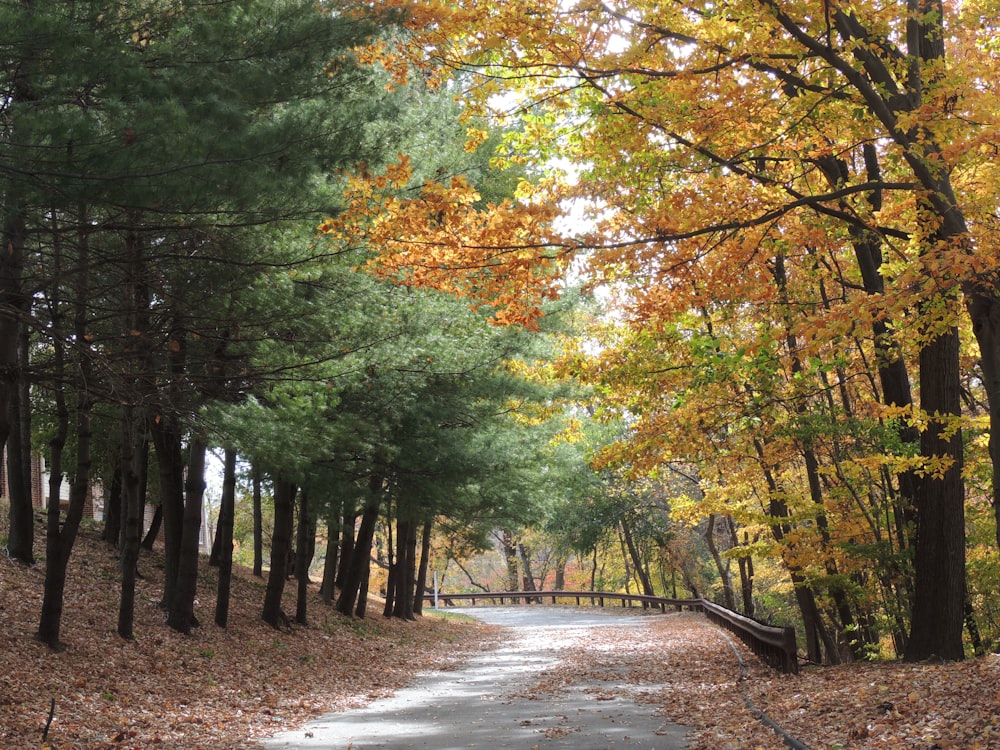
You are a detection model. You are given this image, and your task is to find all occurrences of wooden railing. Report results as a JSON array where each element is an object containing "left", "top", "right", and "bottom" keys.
[{"left": 423, "top": 590, "right": 799, "bottom": 675}]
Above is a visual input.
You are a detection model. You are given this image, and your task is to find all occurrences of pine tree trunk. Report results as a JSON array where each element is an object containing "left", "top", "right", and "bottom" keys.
[
  {"left": 320, "top": 513, "right": 340, "bottom": 605},
  {"left": 335, "top": 504, "right": 357, "bottom": 590},
  {"left": 262, "top": 479, "right": 296, "bottom": 627},
  {"left": 36, "top": 377, "right": 91, "bottom": 649},
  {"left": 102, "top": 465, "right": 123, "bottom": 548},
  {"left": 140, "top": 502, "right": 162, "bottom": 550},
  {"left": 383, "top": 511, "right": 397, "bottom": 618},
  {"left": 1, "top": 188, "right": 30, "bottom": 566},
  {"left": 118, "top": 413, "right": 143, "bottom": 640},
  {"left": 252, "top": 465, "right": 264, "bottom": 577},
  {"left": 215, "top": 448, "right": 237, "bottom": 628},
  {"left": 412, "top": 519, "right": 432, "bottom": 617},
  {"left": 36, "top": 210, "right": 93, "bottom": 649},
  {"left": 294, "top": 487, "right": 315, "bottom": 626},
  {"left": 5, "top": 358, "right": 33, "bottom": 564},
  {"left": 392, "top": 517, "right": 410, "bottom": 619},
  {"left": 336, "top": 470, "right": 383, "bottom": 617},
  {"left": 151, "top": 417, "right": 185, "bottom": 609},
  {"left": 167, "top": 437, "right": 207, "bottom": 634}
]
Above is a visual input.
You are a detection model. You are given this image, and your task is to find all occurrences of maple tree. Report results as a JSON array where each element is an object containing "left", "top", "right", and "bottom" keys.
[{"left": 352, "top": 0, "right": 1000, "bottom": 660}]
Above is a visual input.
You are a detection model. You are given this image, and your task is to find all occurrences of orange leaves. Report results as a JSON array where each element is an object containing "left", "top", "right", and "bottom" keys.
[{"left": 322, "top": 156, "right": 566, "bottom": 328}]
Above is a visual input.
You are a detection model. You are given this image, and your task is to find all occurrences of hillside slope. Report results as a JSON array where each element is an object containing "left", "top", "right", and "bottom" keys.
[{"left": 0, "top": 522, "right": 492, "bottom": 749}]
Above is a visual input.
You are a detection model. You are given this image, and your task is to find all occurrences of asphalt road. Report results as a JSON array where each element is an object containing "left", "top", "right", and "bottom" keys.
[{"left": 258, "top": 606, "right": 691, "bottom": 750}]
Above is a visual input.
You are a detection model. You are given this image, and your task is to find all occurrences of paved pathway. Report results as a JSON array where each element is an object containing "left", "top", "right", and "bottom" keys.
[{"left": 259, "top": 606, "right": 691, "bottom": 750}]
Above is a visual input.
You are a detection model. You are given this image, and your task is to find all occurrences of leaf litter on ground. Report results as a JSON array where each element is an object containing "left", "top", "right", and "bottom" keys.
[{"left": 2, "top": 525, "right": 998, "bottom": 750}]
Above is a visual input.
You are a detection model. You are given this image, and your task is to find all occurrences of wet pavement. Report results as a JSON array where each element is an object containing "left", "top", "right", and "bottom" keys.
[{"left": 258, "top": 606, "right": 691, "bottom": 750}]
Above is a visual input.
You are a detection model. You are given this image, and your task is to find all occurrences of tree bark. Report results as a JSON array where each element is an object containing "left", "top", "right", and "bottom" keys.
[
  {"left": 621, "top": 517, "right": 655, "bottom": 597},
  {"left": 705, "top": 514, "right": 735, "bottom": 609},
  {"left": 117, "top": 413, "right": 143, "bottom": 639},
  {"left": 215, "top": 448, "right": 237, "bottom": 628},
  {"left": 151, "top": 416, "right": 185, "bottom": 609},
  {"left": 500, "top": 529, "right": 519, "bottom": 591},
  {"left": 335, "top": 503, "right": 357, "bottom": 590},
  {"left": 252, "top": 465, "right": 264, "bottom": 577},
  {"left": 906, "top": 326, "right": 966, "bottom": 660},
  {"left": 336, "top": 469, "right": 383, "bottom": 617},
  {"left": 320, "top": 511, "right": 340, "bottom": 605},
  {"left": 262, "top": 478, "right": 296, "bottom": 628},
  {"left": 294, "top": 487, "right": 315, "bottom": 626},
  {"left": 412, "top": 518, "right": 432, "bottom": 617},
  {"left": 167, "top": 436, "right": 207, "bottom": 634},
  {"left": 5, "top": 324, "right": 33, "bottom": 564}
]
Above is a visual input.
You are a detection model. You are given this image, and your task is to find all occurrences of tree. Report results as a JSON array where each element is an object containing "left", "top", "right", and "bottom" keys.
[{"left": 375, "top": 0, "right": 1000, "bottom": 660}]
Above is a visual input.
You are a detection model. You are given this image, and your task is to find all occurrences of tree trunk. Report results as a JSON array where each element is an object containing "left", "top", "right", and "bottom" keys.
[
  {"left": 5, "top": 322, "right": 33, "bottom": 564},
  {"left": 390, "top": 516, "right": 408, "bottom": 619},
  {"left": 335, "top": 504, "right": 357, "bottom": 590},
  {"left": 1, "top": 191, "right": 30, "bottom": 565},
  {"left": 906, "top": 327, "right": 966, "bottom": 660},
  {"left": 336, "top": 469, "right": 383, "bottom": 617},
  {"left": 36, "top": 208, "right": 94, "bottom": 650},
  {"left": 102, "top": 465, "right": 123, "bottom": 549},
  {"left": 383, "top": 510, "right": 397, "bottom": 618},
  {"left": 705, "top": 514, "right": 735, "bottom": 609},
  {"left": 412, "top": 518, "right": 432, "bottom": 617},
  {"left": 166, "top": 437, "right": 207, "bottom": 633},
  {"left": 518, "top": 542, "right": 539, "bottom": 603},
  {"left": 262, "top": 478, "right": 296, "bottom": 628},
  {"left": 726, "top": 518, "right": 755, "bottom": 618},
  {"left": 36, "top": 378, "right": 92, "bottom": 650},
  {"left": 621, "top": 517, "right": 655, "bottom": 597},
  {"left": 140, "top": 502, "right": 162, "bottom": 550},
  {"left": 151, "top": 417, "right": 185, "bottom": 609},
  {"left": 320, "top": 511, "right": 340, "bottom": 605},
  {"left": 294, "top": 487, "right": 315, "bottom": 626},
  {"left": 117, "top": 413, "right": 143, "bottom": 640},
  {"left": 215, "top": 448, "right": 237, "bottom": 628},
  {"left": 252, "top": 465, "right": 264, "bottom": 578},
  {"left": 500, "top": 529, "right": 519, "bottom": 591}
]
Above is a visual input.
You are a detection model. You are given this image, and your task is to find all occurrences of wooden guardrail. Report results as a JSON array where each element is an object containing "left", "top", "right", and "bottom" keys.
[{"left": 423, "top": 590, "right": 799, "bottom": 675}]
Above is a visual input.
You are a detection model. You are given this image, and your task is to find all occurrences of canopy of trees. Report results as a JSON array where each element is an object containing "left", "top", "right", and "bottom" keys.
[{"left": 2, "top": 0, "right": 999, "bottom": 671}]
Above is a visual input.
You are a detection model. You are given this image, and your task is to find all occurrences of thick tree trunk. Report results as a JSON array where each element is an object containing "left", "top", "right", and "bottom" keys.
[
  {"left": 336, "top": 470, "right": 383, "bottom": 617},
  {"left": 412, "top": 518, "right": 432, "bottom": 617},
  {"left": 320, "top": 511, "right": 340, "bottom": 605},
  {"left": 5, "top": 332, "right": 33, "bottom": 564},
  {"left": 102, "top": 465, "right": 123, "bottom": 548},
  {"left": 167, "top": 437, "right": 207, "bottom": 633},
  {"left": 906, "top": 327, "right": 966, "bottom": 660},
  {"left": 36, "top": 381, "right": 91, "bottom": 649},
  {"left": 151, "top": 417, "right": 185, "bottom": 609},
  {"left": 335, "top": 504, "right": 357, "bottom": 590},
  {"left": 1, "top": 198, "right": 30, "bottom": 565},
  {"left": 967, "top": 290, "right": 1000, "bottom": 551},
  {"left": 294, "top": 488, "right": 315, "bottom": 626},
  {"left": 262, "top": 479, "right": 296, "bottom": 628},
  {"left": 391, "top": 516, "right": 418, "bottom": 620},
  {"left": 215, "top": 448, "right": 237, "bottom": 628}
]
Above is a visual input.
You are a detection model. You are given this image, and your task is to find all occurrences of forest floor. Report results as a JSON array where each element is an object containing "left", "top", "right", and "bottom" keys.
[{"left": 1, "top": 519, "right": 998, "bottom": 750}]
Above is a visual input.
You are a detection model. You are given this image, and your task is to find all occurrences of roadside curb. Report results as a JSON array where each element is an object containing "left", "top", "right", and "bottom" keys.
[{"left": 714, "top": 627, "right": 812, "bottom": 750}]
